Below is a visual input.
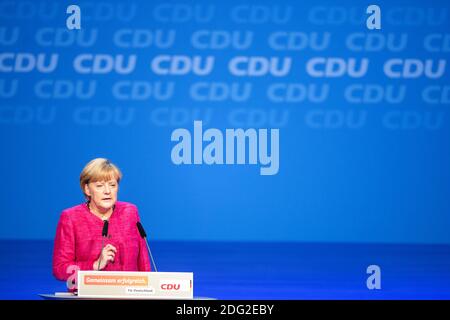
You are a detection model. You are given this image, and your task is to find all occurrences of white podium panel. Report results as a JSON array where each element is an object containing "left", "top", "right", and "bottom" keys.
[{"left": 77, "top": 271, "right": 193, "bottom": 299}]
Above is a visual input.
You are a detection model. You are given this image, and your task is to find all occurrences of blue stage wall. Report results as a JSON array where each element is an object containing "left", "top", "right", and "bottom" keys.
[{"left": 0, "top": 0, "right": 449, "bottom": 243}]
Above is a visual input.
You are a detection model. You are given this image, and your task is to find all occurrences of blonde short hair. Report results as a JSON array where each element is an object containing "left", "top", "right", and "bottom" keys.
[{"left": 80, "top": 158, "right": 122, "bottom": 199}]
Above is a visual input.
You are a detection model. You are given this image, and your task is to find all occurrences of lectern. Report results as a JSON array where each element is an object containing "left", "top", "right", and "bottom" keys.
[{"left": 75, "top": 271, "right": 193, "bottom": 299}]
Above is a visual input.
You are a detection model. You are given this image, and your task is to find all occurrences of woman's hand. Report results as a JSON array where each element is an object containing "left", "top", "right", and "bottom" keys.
[{"left": 93, "top": 244, "right": 117, "bottom": 270}]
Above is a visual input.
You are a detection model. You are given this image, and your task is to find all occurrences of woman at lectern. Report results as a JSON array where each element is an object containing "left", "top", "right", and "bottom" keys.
[{"left": 52, "top": 158, "right": 151, "bottom": 285}]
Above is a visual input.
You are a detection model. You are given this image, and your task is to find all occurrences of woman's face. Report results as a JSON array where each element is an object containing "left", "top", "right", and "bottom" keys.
[{"left": 84, "top": 178, "right": 118, "bottom": 212}]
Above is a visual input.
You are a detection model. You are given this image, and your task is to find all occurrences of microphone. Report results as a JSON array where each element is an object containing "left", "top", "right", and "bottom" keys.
[
  {"left": 136, "top": 221, "right": 158, "bottom": 272},
  {"left": 98, "top": 220, "right": 109, "bottom": 271},
  {"left": 102, "top": 220, "right": 109, "bottom": 237}
]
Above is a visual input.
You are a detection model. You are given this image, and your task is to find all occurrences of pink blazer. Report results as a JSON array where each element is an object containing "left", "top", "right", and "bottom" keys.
[{"left": 52, "top": 201, "right": 151, "bottom": 281}]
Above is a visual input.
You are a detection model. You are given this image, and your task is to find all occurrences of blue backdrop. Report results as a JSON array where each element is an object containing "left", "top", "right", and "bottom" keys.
[{"left": 1, "top": 0, "right": 449, "bottom": 244}]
